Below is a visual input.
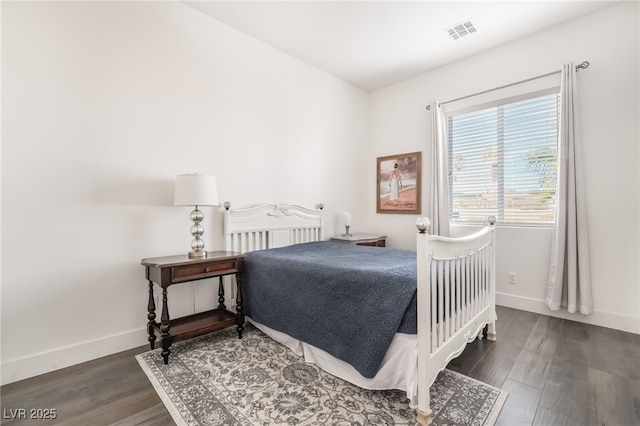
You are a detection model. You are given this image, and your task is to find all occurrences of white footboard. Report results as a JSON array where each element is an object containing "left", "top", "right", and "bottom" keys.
[{"left": 415, "top": 218, "right": 497, "bottom": 425}]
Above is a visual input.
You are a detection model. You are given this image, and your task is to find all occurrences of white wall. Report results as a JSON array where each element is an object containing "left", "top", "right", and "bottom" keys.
[
  {"left": 367, "top": 2, "right": 639, "bottom": 334},
  {"left": 1, "top": 1, "right": 369, "bottom": 384}
]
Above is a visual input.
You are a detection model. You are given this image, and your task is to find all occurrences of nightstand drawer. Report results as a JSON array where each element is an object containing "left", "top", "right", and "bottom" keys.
[
  {"left": 356, "top": 239, "right": 386, "bottom": 247},
  {"left": 171, "top": 260, "right": 241, "bottom": 283}
]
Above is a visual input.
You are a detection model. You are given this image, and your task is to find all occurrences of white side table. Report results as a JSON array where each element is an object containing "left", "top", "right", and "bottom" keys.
[{"left": 330, "top": 233, "right": 386, "bottom": 247}]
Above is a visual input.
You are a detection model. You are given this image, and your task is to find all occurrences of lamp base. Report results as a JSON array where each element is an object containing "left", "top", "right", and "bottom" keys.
[
  {"left": 187, "top": 207, "right": 207, "bottom": 259},
  {"left": 189, "top": 250, "right": 207, "bottom": 259}
]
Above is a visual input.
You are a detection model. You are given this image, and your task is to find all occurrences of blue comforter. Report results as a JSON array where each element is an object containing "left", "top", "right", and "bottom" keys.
[{"left": 241, "top": 241, "right": 417, "bottom": 378}]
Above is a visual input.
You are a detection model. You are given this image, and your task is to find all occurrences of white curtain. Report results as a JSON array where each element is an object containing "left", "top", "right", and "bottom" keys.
[
  {"left": 545, "top": 63, "right": 592, "bottom": 314},
  {"left": 428, "top": 102, "right": 450, "bottom": 237}
]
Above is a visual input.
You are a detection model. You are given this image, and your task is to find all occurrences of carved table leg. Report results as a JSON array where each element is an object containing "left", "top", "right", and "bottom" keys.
[
  {"left": 217, "top": 277, "right": 226, "bottom": 310},
  {"left": 147, "top": 280, "right": 157, "bottom": 350},
  {"left": 235, "top": 273, "right": 245, "bottom": 338},
  {"left": 160, "top": 285, "right": 171, "bottom": 364}
]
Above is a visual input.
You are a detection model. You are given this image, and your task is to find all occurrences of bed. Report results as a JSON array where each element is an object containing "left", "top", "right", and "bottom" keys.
[{"left": 223, "top": 201, "right": 497, "bottom": 426}]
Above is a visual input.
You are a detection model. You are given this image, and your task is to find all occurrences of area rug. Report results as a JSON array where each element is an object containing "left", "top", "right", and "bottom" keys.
[{"left": 136, "top": 325, "right": 507, "bottom": 425}]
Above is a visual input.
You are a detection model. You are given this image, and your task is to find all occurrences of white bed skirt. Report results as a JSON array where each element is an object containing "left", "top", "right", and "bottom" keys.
[{"left": 248, "top": 318, "right": 419, "bottom": 407}]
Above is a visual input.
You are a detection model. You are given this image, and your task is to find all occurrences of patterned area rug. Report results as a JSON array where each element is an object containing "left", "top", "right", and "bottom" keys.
[{"left": 136, "top": 325, "right": 507, "bottom": 425}]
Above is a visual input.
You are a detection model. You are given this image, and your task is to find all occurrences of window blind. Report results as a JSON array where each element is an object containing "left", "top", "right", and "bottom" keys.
[{"left": 447, "top": 93, "right": 560, "bottom": 225}]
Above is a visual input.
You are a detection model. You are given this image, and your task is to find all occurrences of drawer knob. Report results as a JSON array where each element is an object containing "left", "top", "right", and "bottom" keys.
[{"left": 205, "top": 267, "right": 211, "bottom": 272}]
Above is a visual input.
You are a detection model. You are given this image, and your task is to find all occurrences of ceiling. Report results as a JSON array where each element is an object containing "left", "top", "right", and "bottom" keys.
[{"left": 183, "top": 1, "right": 617, "bottom": 92}]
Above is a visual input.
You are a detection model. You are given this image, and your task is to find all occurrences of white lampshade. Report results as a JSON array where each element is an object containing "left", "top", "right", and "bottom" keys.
[
  {"left": 174, "top": 174, "right": 219, "bottom": 207},
  {"left": 342, "top": 211, "right": 352, "bottom": 226}
]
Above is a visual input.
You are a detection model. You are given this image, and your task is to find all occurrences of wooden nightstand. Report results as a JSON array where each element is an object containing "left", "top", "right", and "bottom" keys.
[
  {"left": 141, "top": 251, "right": 245, "bottom": 364},
  {"left": 330, "top": 233, "right": 387, "bottom": 247}
]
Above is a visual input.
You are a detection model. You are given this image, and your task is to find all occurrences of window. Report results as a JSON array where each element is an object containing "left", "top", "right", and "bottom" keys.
[{"left": 447, "top": 92, "right": 559, "bottom": 225}]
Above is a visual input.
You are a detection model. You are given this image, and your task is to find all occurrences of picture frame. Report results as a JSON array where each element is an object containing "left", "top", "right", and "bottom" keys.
[{"left": 376, "top": 151, "right": 422, "bottom": 214}]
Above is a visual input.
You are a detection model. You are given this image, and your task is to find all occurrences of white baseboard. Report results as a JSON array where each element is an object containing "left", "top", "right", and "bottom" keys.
[
  {"left": 496, "top": 292, "right": 640, "bottom": 335},
  {"left": 1, "top": 328, "right": 148, "bottom": 386}
]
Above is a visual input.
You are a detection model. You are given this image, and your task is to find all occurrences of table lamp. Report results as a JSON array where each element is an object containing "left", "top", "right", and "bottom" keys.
[
  {"left": 174, "top": 173, "right": 219, "bottom": 258},
  {"left": 342, "top": 211, "right": 352, "bottom": 237}
]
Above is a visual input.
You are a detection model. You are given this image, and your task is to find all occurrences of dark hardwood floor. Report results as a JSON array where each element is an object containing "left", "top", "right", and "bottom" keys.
[
  {"left": 448, "top": 306, "right": 640, "bottom": 426},
  {"left": 1, "top": 306, "right": 639, "bottom": 425}
]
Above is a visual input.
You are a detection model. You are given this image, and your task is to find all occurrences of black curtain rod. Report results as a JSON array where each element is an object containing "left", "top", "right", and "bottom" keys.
[{"left": 426, "top": 61, "right": 590, "bottom": 110}]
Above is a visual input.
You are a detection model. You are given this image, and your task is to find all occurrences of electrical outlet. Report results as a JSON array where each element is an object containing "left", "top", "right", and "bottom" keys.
[{"left": 508, "top": 273, "right": 517, "bottom": 284}]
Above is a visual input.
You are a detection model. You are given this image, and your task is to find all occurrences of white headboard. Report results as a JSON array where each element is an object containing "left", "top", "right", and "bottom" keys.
[{"left": 224, "top": 202, "right": 324, "bottom": 253}]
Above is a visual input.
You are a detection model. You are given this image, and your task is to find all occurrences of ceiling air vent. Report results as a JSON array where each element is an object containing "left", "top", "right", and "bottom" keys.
[{"left": 446, "top": 20, "right": 477, "bottom": 40}]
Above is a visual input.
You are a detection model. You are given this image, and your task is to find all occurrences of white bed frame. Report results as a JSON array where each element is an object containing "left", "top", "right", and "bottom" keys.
[{"left": 224, "top": 202, "right": 497, "bottom": 426}]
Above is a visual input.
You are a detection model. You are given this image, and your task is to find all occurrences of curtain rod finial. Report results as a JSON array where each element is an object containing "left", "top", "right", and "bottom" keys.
[{"left": 577, "top": 61, "right": 590, "bottom": 70}]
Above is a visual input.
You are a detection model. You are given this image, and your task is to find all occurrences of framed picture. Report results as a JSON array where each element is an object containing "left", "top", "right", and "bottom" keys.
[{"left": 376, "top": 151, "right": 422, "bottom": 214}]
